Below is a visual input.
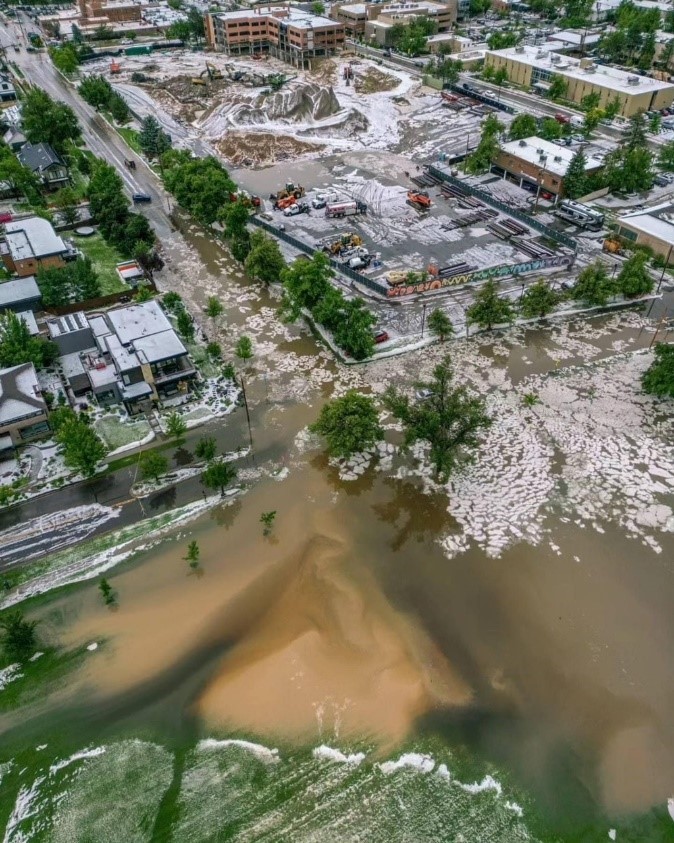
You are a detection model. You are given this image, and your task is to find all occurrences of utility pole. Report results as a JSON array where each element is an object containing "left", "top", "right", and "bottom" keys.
[
  {"left": 421, "top": 302, "right": 427, "bottom": 338},
  {"left": 240, "top": 375, "right": 254, "bottom": 453},
  {"left": 658, "top": 242, "right": 673, "bottom": 293}
]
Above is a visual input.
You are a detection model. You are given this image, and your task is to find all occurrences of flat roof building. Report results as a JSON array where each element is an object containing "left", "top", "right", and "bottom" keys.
[
  {"left": 1, "top": 217, "right": 75, "bottom": 278},
  {"left": 0, "top": 363, "right": 50, "bottom": 447},
  {"left": 485, "top": 43, "right": 674, "bottom": 116},
  {"left": 616, "top": 202, "right": 674, "bottom": 263},
  {"left": 206, "top": 4, "right": 345, "bottom": 67},
  {"left": 492, "top": 136, "right": 605, "bottom": 198},
  {"left": 0, "top": 276, "right": 42, "bottom": 313},
  {"left": 330, "top": 2, "right": 368, "bottom": 35}
]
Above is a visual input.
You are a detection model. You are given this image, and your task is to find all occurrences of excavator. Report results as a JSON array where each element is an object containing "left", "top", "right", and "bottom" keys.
[
  {"left": 406, "top": 189, "right": 432, "bottom": 212},
  {"left": 323, "top": 233, "right": 363, "bottom": 255},
  {"left": 193, "top": 62, "right": 224, "bottom": 86}
]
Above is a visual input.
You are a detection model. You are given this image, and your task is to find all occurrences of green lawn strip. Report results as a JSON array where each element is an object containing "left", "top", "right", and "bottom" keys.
[
  {"left": 117, "top": 126, "right": 142, "bottom": 154},
  {"left": 0, "top": 644, "right": 90, "bottom": 713},
  {"left": 72, "top": 232, "right": 128, "bottom": 294}
]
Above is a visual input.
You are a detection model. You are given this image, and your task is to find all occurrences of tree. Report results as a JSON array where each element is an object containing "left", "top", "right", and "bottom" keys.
[
  {"left": 187, "top": 6, "right": 205, "bottom": 41},
  {"left": 244, "top": 231, "right": 285, "bottom": 284},
  {"left": 649, "top": 112, "right": 662, "bottom": 134},
  {"left": 509, "top": 113, "right": 537, "bottom": 141},
  {"left": 207, "top": 341, "right": 222, "bottom": 359},
  {"left": 55, "top": 186, "right": 79, "bottom": 227},
  {"left": 538, "top": 117, "right": 564, "bottom": 141},
  {"left": 642, "top": 343, "right": 674, "bottom": 398},
  {"left": 163, "top": 291, "right": 182, "bottom": 311},
  {"left": 563, "top": 148, "right": 589, "bottom": 199},
  {"left": 280, "top": 252, "right": 333, "bottom": 320},
  {"left": 109, "top": 94, "right": 131, "bottom": 124},
  {"left": 616, "top": 251, "right": 653, "bottom": 298},
  {"left": 520, "top": 280, "right": 560, "bottom": 318},
  {"left": 260, "top": 511, "right": 277, "bottom": 536},
  {"left": 176, "top": 309, "right": 195, "bottom": 343},
  {"left": 184, "top": 540, "right": 200, "bottom": 569},
  {"left": 135, "top": 284, "right": 153, "bottom": 303},
  {"left": 604, "top": 95, "right": 623, "bottom": 120},
  {"left": 311, "top": 1, "right": 325, "bottom": 13},
  {"left": 548, "top": 74, "right": 568, "bottom": 101},
  {"left": 311, "top": 284, "right": 346, "bottom": 332},
  {"left": 0, "top": 144, "right": 42, "bottom": 205},
  {"left": 79, "top": 74, "right": 113, "bottom": 110},
  {"left": 167, "top": 20, "right": 191, "bottom": 41},
  {"left": 22, "top": 89, "right": 80, "bottom": 155},
  {"left": 138, "top": 115, "right": 172, "bottom": 159},
  {"left": 139, "top": 449, "right": 168, "bottom": 482},
  {"left": 222, "top": 201, "right": 250, "bottom": 240},
  {"left": 465, "top": 113, "right": 504, "bottom": 175},
  {"left": 487, "top": 31, "right": 520, "bottom": 50},
  {"left": 0, "top": 311, "right": 57, "bottom": 369},
  {"left": 383, "top": 356, "right": 492, "bottom": 480},
  {"left": 466, "top": 280, "right": 515, "bottom": 330},
  {"left": 205, "top": 296, "right": 223, "bottom": 319},
  {"left": 428, "top": 308, "right": 454, "bottom": 341},
  {"left": 166, "top": 411, "right": 187, "bottom": 440},
  {"left": 580, "top": 91, "right": 601, "bottom": 111},
  {"left": 235, "top": 335, "right": 253, "bottom": 362},
  {"left": 1, "top": 611, "right": 39, "bottom": 662},
  {"left": 333, "top": 298, "right": 376, "bottom": 360},
  {"left": 133, "top": 241, "right": 164, "bottom": 280},
  {"left": 50, "top": 44, "right": 79, "bottom": 74},
  {"left": 56, "top": 416, "right": 107, "bottom": 477},
  {"left": 310, "top": 391, "right": 383, "bottom": 458},
  {"left": 162, "top": 153, "right": 236, "bottom": 226},
  {"left": 624, "top": 111, "right": 647, "bottom": 151},
  {"left": 493, "top": 66, "right": 508, "bottom": 89},
  {"left": 658, "top": 141, "right": 674, "bottom": 172},
  {"left": 570, "top": 261, "right": 617, "bottom": 306},
  {"left": 123, "top": 213, "right": 154, "bottom": 249},
  {"left": 195, "top": 436, "right": 217, "bottom": 462},
  {"left": 37, "top": 258, "right": 101, "bottom": 307},
  {"left": 202, "top": 459, "right": 237, "bottom": 496},
  {"left": 98, "top": 578, "right": 116, "bottom": 606}
]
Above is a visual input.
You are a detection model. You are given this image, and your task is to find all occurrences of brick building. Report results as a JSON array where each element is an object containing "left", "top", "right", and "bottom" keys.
[
  {"left": 206, "top": 4, "right": 345, "bottom": 67},
  {"left": 0, "top": 217, "right": 77, "bottom": 278}
]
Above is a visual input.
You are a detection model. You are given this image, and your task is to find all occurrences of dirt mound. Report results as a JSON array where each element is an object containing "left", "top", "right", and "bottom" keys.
[
  {"left": 216, "top": 132, "right": 324, "bottom": 167},
  {"left": 231, "top": 81, "right": 342, "bottom": 125},
  {"left": 354, "top": 67, "right": 401, "bottom": 94}
]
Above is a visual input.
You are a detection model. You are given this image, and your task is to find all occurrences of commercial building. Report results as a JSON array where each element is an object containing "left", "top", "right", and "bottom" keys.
[
  {"left": 0, "top": 363, "right": 50, "bottom": 449},
  {"left": 0, "top": 217, "right": 77, "bottom": 278},
  {"left": 492, "top": 136, "right": 605, "bottom": 198},
  {"left": 206, "top": 4, "right": 345, "bottom": 66},
  {"left": 330, "top": 2, "right": 368, "bottom": 35},
  {"left": 50, "top": 300, "right": 197, "bottom": 413},
  {"left": 616, "top": 202, "right": 674, "bottom": 263},
  {"left": 364, "top": 0, "right": 457, "bottom": 45},
  {"left": 485, "top": 43, "right": 674, "bottom": 117}
]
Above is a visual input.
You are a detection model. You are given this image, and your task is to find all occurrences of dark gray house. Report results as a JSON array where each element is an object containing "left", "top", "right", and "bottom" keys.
[
  {"left": 17, "top": 142, "right": 69, "bottom": 191},
  {"left": 0, "top": 276, "right": 42, "bottom": 313}
]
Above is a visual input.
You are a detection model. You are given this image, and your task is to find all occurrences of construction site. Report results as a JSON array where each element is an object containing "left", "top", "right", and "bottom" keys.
[{"left": 84, "top": 49, "right": 584, "bottom": 305}]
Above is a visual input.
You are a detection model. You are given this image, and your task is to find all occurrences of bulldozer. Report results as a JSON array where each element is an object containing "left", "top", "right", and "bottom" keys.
[
  {"left": 273, "top": 182, "right": 305, "bottom": 203},
  {"left": 603, "top": 237, "right": 625, "bottom": 255},
  {"left": 406, "top": 190, "right": 432, "bottom": 211},
  {"left": 324, "top": 233, "right": 363, "bottom": 254}
]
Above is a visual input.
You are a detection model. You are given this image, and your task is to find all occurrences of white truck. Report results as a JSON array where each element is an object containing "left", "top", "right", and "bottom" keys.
[{"left": 325, "top": 200, "right": 367, "bottom": 219}]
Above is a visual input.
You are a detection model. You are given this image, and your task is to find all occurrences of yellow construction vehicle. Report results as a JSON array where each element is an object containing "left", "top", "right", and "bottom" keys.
[
  {"left": 191, "top": 77, "right": 207, "bottom": 86},
  {"left": 200, "top": 62, "right": 224, "bottom": 82}
]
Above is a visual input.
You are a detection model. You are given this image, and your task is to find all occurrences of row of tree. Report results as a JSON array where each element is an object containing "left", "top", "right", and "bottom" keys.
[
  {"left": 389, "top": 16, "right": 437, "bottom": 57},
  {"left": 88, "top": 160, "right": 154, "bottom": 253},
  {"left": 311, "top": 355, "right": 491, "bottom": 481},
  {"left": 79, "top": 75, "right": 130, "bottom": 125}
]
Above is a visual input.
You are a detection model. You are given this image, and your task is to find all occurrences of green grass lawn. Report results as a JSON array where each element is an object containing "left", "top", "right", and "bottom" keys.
[
  {"left": 72, "top": 232, "right": 128, "bottom": 295},
  {"left": 117, "top": 127, "right": 142, "bottom": 154}
]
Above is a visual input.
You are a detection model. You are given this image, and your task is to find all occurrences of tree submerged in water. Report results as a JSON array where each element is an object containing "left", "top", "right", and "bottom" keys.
[
  {"left": 260, "top": 511, "right": 277, "bottom": 536},
  {"left": 184, "top": 540, "right": 200, "bottom": 569},
  {"left": 1, "top": 610, "right": 39, "bottom": 662},
  {"left": 98, "top": 578, "right": 116, "bottom": 606}
]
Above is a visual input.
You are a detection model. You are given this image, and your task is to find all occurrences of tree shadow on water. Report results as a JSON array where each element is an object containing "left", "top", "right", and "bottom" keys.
[
  {"left": 372, "top": 478, "right": 453, "bottom": 552},
  {"left": 210, "top": 498, "right": 242, "bottom": 529}
]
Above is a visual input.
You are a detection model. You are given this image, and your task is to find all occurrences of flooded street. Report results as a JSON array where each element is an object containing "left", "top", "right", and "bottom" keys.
[{"left": 2, "top": 218, "right": 673, "bottom": 843}]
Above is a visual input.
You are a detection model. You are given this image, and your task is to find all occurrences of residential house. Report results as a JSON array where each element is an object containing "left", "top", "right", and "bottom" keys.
[
  {"left": 3, "top": 127, "right": 26, "bottom": 152},
  {"left": 51, "top": 300, "right": 197, "bottom": 414},
  {"left": 1, "top": 216, "right": 77, "bottom": 278},
  {"left": 0, "top": 74, "right": 17, "bottom": 104},
  {"left": 17, "top": 143, "right": 70, "bottom": 191},
  {"left": 0, "top": 276, "right": 42, "bottom": 313},
  {"left": 0, "top": 362, "right": 50, "bottom": 450}
]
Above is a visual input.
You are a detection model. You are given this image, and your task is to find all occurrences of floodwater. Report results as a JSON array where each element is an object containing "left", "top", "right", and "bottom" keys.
[{"left": 2, "top": 219, "right": 674, "bottom": 842}]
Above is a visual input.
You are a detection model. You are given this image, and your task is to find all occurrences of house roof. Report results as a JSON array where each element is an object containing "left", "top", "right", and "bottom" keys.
[
  {"left": 133, "top": 330, "right": 187, "bottom": 364},
  {"left": 0, "top": 276, "right": 41, "bottom": 309},
  {"left": 618, "top": 201, "right": 674, "bottom": 243},
  {"left": 16, "top": 310, "right": 39, "bottom": 335},
  {"left": 4, "top": 217, "right": 68, "bottom": 262},
  {"left": 498, "top": 136, "right": 604, "bottom": 178},
  {"left": 0, "top": 362, "right": 46, "bottom": 426},
  {"left": 17, "top": 142, "right": 64, "bottom": 174},
  {"left": 47, "top": 311, "right": 91, "bottom": 339},
  {"left": 106, "top": 300, "right": 172, "bottom": 345}
]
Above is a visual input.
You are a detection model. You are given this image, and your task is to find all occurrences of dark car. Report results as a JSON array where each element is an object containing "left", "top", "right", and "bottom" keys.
[
  {"left": 132, "top": 192, "right": 152, "bottom": 204},
  {"left": 374, "top": 330, "right": 389, "bottom": 344}
]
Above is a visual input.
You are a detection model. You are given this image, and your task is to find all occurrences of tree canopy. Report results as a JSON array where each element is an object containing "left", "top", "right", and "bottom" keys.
[
  {"left": 465, "top": 113, "right": 504, "bottom": 175},
  {"left": 428, "top": 308, "right": 454, "bottom": 341},
  {"left": 310, "top": 391, "right": 383, "bottom": 458},
  {"left": 642, "top": 343, "right": 674, "bottom": 398},
  {"left": 0, "top": 311, "right": 58, "bottom": 369},
  {"left": 139, "top": 115, "right": 172, "bottom": 159},
  {"left": 202, "top": 459, "right": 237, "bottom": 495},
  {"left": 162, "top": 152, "right": 237, "bottom": 225},
  {"left": 509, "top": 113, "right": 537, "bottom": 141},
  {"left": 466, "top": 279, "right": 515, "bottom": 330},
  {"left": 37, "top": 257, "right": 101, "bottom": 307},
  {"left": 53, "top": 410, "right": 107, "bottom": 476},
  {"left": 570, "top": 261, "right": 617, "bottom": 306},
  {"left": 244, "top": 231, "right": 286, "bottom": 285},
  {"left": 1, "top": 611, "right": 39, "bottom": 662},
  {"left": 520, "top": 280, "right": 560, "bottom": 319},
  {"left": 384, "top": 356, "right": 492, "bottom": 480},
  {"left": 22, "top": 89, "right": 80, "bottom": 154},
  {"left": 616, "top": 251, "right": 653, "bottom": 298}
]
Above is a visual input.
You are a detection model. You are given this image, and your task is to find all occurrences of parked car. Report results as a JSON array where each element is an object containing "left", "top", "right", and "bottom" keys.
[
  {"left": 132, "top": 192, "right": 152, "bottom": 203},
  {"left": 373, "top": 330, "right": 389, "bottom": 344},
  {"left": 283, "top": 202, "right": 310, "bottom": 217},
  {"left": 0, "top": 211, "right": 13, "bottom": 224},
  {"left": 654, "top": 174, "right": 670, "bottom": 187}
]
